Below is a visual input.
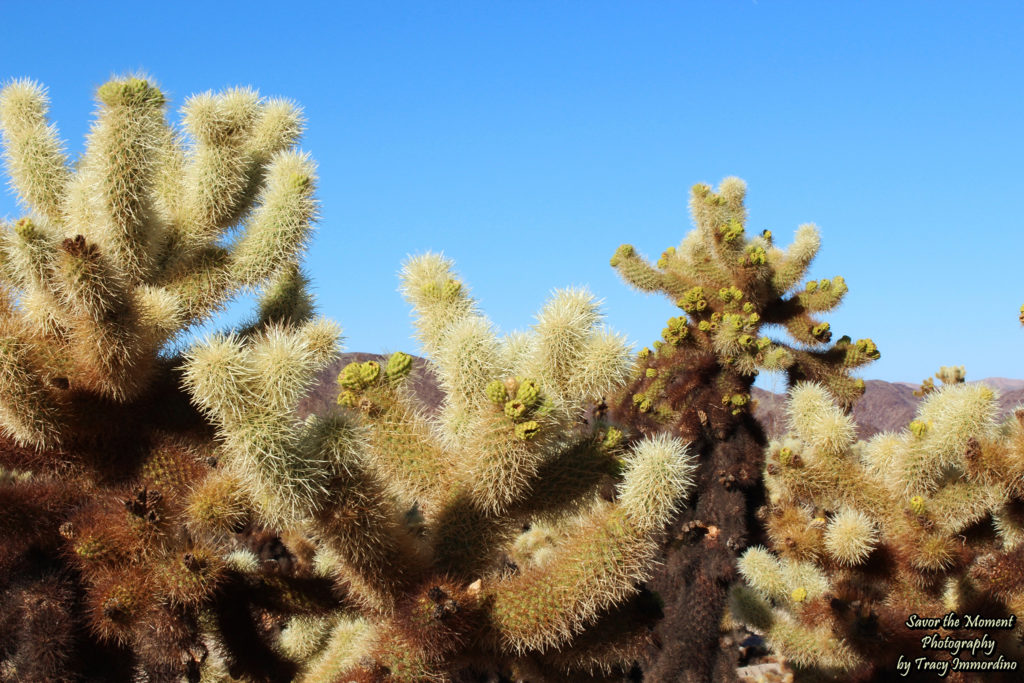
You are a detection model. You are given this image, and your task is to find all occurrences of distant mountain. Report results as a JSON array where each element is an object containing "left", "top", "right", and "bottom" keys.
[
  {"left": 757, "top": 379, "right": 1024, "bottom": 441},
  {"left": 301, "top": 354, "right": 1024, "bottom": 442}
]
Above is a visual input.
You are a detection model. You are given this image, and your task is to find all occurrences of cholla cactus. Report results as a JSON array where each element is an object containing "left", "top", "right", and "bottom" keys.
[
  {"left": 215, "top": 252, "right": 698, "bottom": 682},
  {"left": 732, "top": 379, "right": 1024, "bottom": 680},
  {"left": 914, "top": 364, "right": 966, "bottom": 397},
  {"left": 917, "top": 366, "right": 962, "bottom": 397},
  {"left": 0, "top": 75, "right": 331, "bottom": 680},
  {"left": 606, "top": 178, "right": 878, "bottom": 682}
]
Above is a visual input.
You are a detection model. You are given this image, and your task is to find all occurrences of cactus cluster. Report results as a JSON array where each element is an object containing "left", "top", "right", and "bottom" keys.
[
  {"left": 606, "top": 178, "right": 878, "bottom": 681},
  {"left": 0, "top": 75, "right": 702, "bottom": 682},
  {"left": 9, "top": 70, "right": 1024, "bottom": 683},
  {"left": 254, "top": 254, "right": 699, "bottom": 681},
  {"left": 731, "top": 376, "right": 1024, "bottom": 681},
  {"left": 0, "top": 75, "right": 332, "bottom": 680}
]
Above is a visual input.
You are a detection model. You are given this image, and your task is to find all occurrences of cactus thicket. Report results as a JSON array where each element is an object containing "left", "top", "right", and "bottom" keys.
[
  {"left": 732, "top": 374, "right": 1024, "bottom": 681},
  {"left": 607, "top": 178, "right": 879, "bottom": 682},
  {"left": 0, "top": 73, "right": 700, "bottom": 682},
  {"left": 250, "top": 254, "right": 700, "bottom": 682},
  {"left": 6, "top": 71, "right": 1024, "bottom": 683}
]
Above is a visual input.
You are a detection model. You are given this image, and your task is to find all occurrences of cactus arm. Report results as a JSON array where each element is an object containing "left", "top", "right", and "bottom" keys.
[
  {"left": 489, "top": 434, "right": 696, "bottom": 653},
  {"left": 76, "top": 77, "right": 171, "bottom": 284},
  {"left": 0, "top": 80, "right": 70, "bottom": 227},
  {"left": 0, "top": 331, "right": 66, "bottom": 447},
  {"left": 230, "top": 150, "right": 318, "bottom": 288}
]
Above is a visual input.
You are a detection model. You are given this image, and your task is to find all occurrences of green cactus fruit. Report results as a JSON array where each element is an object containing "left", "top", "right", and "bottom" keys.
[
  {"left": 609, "top": 243, "right": 635, "bottom": 267},
  {"left": 677, "top": 286, "right": 706, "bottom": 313},
  {"left": 442, "top": 278, "right": 462, "bottom": 301},
  {"left": 720, "top": 219, "right": 744, "bottom": 243},
  {"left": 856, "top": 338, "right": 880, "bottom": 359},
  {"left": 504, "top": 400, "right": 527, "bottom": 419},
  {"left": 718, "top": 285, "right": 743, "bottom": 303},
  {"left": 385, "top": 351, "right": 413, "bottom": 380},
  {"left": 14, "top": 217, "right": 39, "bottom": 240},
  {"left": 515, "top": 378, "right": 541, "bottom": 407},
  {"left": 485, "top": 379, "right": 508, "bottom": 405},
  {"left": 662, "top": 316, "right": 689, "bottom": 345},
  {"left": 909, "top": 495, "right": 926, "bottom": 515},
  {"left": 360, "top": 360, "right": 380, "bottom": 385},
  {"left": 513, "top": 420, "right": 540, "bottom": 440},
  {"left": 96, "top": 77, "right": 165, "bottom": 107},
  {"left": 338, "top": 362, "right": 365, "bottom": 390},
  {"left": 602, "top": 426, "right": 623, "bottom": 450}
]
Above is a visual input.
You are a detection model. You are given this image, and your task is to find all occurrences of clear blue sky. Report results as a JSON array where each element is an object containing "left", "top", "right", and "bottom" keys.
[{"left": 2, "top": 2, "right": 1022, "bottom": 389}]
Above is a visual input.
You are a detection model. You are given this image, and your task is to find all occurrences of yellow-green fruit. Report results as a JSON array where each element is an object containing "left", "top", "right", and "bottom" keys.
[
  {"left": 385, "top": 351, "right": 413, "bottom": 380},
  {"left": 515, "top": 378, "right": 541, "bottom": 407},
  {"left": 96, "top": 77, "right": 165, "bottom": 107},
  {"left": 910, "top": 495, "right": 926, "bottom": 515},
  {"left": 442, "top": 278, "right": 462, "bottom": 301},
  {"left": 338, "top": 362, "right": 365, "bottom": 390},
  {"left": 504, "top": 400, "right": 527, "bottom": 419},
  {"left": 602, "top": 427, "right": 623, "bottom": 450},
  {"left": 485, "top": 379, "right": 508, "bottom": 405},
  {"left": 514, "top": 420, "right": 540, "bottom": 440}
]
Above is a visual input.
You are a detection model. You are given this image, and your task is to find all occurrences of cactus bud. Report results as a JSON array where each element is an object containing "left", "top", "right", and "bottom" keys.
[
  {"left": 910, "top": 495, "right": 926, "bottom": 515},
  {"left": 385, "top": 351, "right": 413, "bottom": 380},
  {"left": 504, "top": 400, "right": 527, "bottom": 419},
  {"left": 610, "top": 244, "right": 635, "bottom": 267},
  {"left": 515, "top": 378, "right": 541, "bottom": 407},
  {"left": 514, "top": 420, "right": 540, "bottom": 440},
  {"left": 601, "top": 427, "right": 623, "bottom": 450},
  {"left": 909, "top": 420, "right": 928, "bottom": 438},
  {"left": 485, "top": 379, "right": 508, "bottom": 405}
]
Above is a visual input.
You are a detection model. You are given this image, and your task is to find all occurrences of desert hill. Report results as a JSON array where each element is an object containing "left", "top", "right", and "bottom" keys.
[{"left": 299, "top": 354, "right": 1024, "bottom": 441}]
